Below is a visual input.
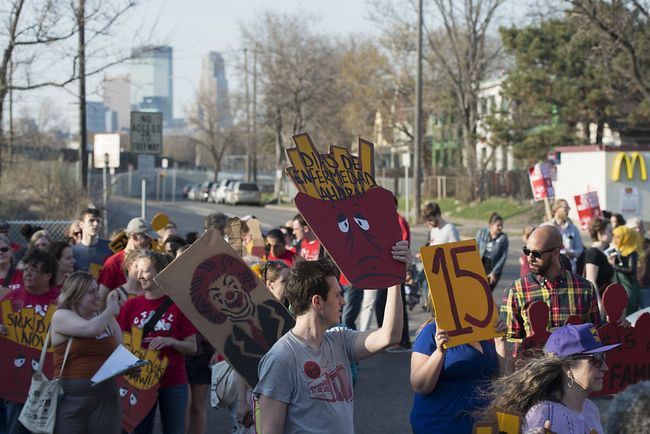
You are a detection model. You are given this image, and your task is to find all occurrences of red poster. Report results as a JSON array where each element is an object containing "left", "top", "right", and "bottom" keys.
[
  {"left": 528, "top": 163, "right": 554, "bottom": 202},
  {"left": 574, "top": 191, "right": 602, "bottom": 231}
]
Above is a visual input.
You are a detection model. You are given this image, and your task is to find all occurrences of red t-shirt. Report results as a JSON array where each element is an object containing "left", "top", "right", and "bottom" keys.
[
  {"left": 397, "top": 213, "right": 411, "bottom": 243},
  {"left": 98, "top": 250, "right": 126, "bottom": 290},
  {"left": 297, "top": 239, "right": 321, "bottom": 261},
  {"left": 1, "top": 268, "right": 24, "bottom": 291},
  {"left": 268, "top": 249, "right": 296, "bottom": 267},
  {"left": 0, "top": 285, "right": 60, "bottom": 320},
  {"left": 117, "top": 295, "right": 197, "bottom": 388}
]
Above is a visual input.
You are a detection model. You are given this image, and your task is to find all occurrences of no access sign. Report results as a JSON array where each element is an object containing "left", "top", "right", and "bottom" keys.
[{"left": 130, "top": 111, "right": 162, "bottom": 154}]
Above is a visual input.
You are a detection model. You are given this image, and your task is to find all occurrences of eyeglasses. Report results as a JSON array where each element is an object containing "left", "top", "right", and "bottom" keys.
[
  {"left": 571, "top": 352, "right": 606, "bottom": 369},
  {"left": 522, "top": 246, "right": 559, "bottom": 259},
  {"left": 0, "top": 247, "right": 10, "bottom": 253}
]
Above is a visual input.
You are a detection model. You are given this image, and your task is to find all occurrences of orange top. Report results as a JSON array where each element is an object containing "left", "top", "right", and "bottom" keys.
[{"left": 53, "top": 334, "right": 117, "bottom": 379}]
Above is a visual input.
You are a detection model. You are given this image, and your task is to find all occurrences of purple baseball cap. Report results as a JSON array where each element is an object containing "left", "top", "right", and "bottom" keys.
[{"left": 544, "top": 323, "right": 621, "bottom": 357}]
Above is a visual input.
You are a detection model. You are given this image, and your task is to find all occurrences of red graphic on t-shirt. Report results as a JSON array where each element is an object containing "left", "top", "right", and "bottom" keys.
[
  {"left": 306, "top": 364, "right": 353, "bottom": 402},
  {"left": 303, "top": 361, "right": 321, "bottom": 379},
  {"left": 298, "top": 240, "right": 321, "bottom": 261}
]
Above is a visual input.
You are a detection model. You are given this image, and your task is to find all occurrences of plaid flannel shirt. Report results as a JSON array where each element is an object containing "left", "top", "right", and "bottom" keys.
[{"left": 500, "top": 269, "right": 602, "bottom": 342}]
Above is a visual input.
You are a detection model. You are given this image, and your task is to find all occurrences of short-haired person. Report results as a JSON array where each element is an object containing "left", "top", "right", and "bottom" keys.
[
  {"left": 483, "top": 323, "right": 619, "bottom": 433},
  {"left": 254, "top": 240, "right": 412, "bottom": 434},
  {"left": 476, "top": 212, "right": 509, "bottom": 291},
  {"left": 422, "top": 202, "right": 459, "bottom": 246},
  {"left": 205, "top": 212, "right": 229, "bottom": 237},
  {"left": 72, "top": 208, "right": 112, "bottom": 275},
  {"left": 261, "top": 260, "right": 290, "bottom": 307},
  {"left": 162, "top": 235, "right": 186, "bottom": 257},
  {"left": 98, "top": 217, "right": 156, "bottom": 302},
  {"left": 291, "top": 214, "right": 325, "bottom": 261},
  {"left": 50, "top": 271, "right": 124, "bottom": 434},
  {"left": 546, "top": 199, "right": 585, "bottom": 274},
  {"left": 501, "top": 226, "right": 602, "bottom": 345},
  {"left": 266, "top": 229, "right": 296, "bottom": 267}
]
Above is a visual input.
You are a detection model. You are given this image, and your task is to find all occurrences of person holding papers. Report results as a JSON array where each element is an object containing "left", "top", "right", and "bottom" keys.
[{"left": 50, "top": 271, "right": 125, "bottom": 434}]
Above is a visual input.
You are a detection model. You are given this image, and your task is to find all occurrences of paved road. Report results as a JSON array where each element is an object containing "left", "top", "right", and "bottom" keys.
[{"left": 111, "top": 196, "right": 610, "bottom": 433}]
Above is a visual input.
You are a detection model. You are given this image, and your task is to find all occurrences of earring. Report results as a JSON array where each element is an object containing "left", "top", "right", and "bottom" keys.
[{"left": 567, "top": 372, "right": 574, "bottom": 388}]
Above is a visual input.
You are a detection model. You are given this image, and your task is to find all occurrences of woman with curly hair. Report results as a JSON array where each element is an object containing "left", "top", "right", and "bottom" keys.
[{"left": 482, "top": 323, "right": 619, "bottom": 433}]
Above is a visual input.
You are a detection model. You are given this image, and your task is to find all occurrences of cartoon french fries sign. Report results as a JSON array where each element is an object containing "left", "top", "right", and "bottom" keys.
[{"left": 285, "top": 133, "right": 405, "bottom": 289}]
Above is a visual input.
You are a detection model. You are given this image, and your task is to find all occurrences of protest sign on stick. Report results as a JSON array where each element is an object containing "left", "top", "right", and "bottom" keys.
[
  {"left": 573, "top": 191, "right": 601, "bottom": 231},
  {"left": 420, "top": 240, "right": 501, "bottom": 348},
  {"left": 285, "top": 132, "right": 405, "bottom": 289},
  {"left": 519, "top": 301, "right": 552, "bottom": 358},
  {"left": 154, "top": 228, "right": 294, "bottom": 387}
]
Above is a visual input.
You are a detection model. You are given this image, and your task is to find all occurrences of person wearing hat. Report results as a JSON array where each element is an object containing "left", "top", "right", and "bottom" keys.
[
  {"left": 98, "top": 217, "right": 157, "bottom": 304},
  {"left": 482, "top": 323, "right": 620, "bottom": 434}
]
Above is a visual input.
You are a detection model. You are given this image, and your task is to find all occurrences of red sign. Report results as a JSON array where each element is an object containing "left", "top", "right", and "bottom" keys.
[
  {"left": 574, "top": 191, "right": 602, "bottom": 231},
  {"left": 528, "top": 163, "right": 554, "bottom": 201}
]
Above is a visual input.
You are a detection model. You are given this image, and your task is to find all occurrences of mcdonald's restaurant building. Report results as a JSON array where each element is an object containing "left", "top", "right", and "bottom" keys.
[{"left": 552, "top": 145, "right": 650, "bottom": 220}]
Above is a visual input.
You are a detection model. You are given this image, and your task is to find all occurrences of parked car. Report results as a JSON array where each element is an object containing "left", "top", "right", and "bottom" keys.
[
  {"left": 226, "top": 182, "right": 261, "bottom": 206},
  {"left": 187, "top": 183, "right": 200, "bottom": 201},
  {"left": 210, "top": 179, "right": 236, "bottom": 203},
  {"left": 199, "top": 181, "right": 215, "bottom": 202},
  {"left": 181, "top": 183, "right": 194, "bottom": 198}
]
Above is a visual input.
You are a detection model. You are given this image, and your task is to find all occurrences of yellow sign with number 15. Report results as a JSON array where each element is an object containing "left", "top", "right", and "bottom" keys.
[{"left": 420, "top": 239, "right": 501, "bottom": 348}]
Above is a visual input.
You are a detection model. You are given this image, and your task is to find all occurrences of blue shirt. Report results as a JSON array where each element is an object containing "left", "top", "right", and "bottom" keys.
[
  {"left": 410, "top": 322, "right": 499, "bottom": 434},
  {"left": 72, "top": 239, "right": 112, "bottom": 273}
]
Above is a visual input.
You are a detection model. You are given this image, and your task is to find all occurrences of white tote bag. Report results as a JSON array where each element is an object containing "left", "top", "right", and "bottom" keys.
[{"left": 19, "top": 330, "right": 71, "bottom": 434}]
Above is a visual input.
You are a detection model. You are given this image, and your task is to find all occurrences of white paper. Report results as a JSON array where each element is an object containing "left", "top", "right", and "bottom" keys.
[{"left": 91, "top": 344, "right": 146, "bottom": 386}]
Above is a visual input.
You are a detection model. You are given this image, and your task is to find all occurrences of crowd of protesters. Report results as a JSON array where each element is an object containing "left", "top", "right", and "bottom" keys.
[{"left": 0, "top": 193, "right": 648, "bottom": 434}]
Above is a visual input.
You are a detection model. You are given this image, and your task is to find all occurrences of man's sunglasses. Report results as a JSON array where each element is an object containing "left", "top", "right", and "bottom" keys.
[
  {"left": 571, "top": 352, "right": 606, "bottom": 369},
  {"left": 522, "top": 246, "right": 558, "bottom": 259},
  {"left": 0, "top": 247, "right": 10, "bottom": 253}
]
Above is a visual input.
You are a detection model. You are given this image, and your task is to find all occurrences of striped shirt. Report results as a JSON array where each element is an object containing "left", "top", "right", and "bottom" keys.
[{"left": 501, "top": 269, "right": 602, "bottom": 342}]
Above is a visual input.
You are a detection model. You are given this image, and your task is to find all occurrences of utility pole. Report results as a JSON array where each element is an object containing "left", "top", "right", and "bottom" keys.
[
  {"left": 78, "top": 0, "right": 88, "bottom": 190},
  {"left": 413, "top": 0, "right": 424, "bottom": 222},
  {"left": 244, "top": 48, "right": 251, "bottom": 182},
  {"left": 8, "top": 59, "right": 13, "bottom": 164},
  {"left": 252, "top": 49, "right": 258, "bottom": 183}
]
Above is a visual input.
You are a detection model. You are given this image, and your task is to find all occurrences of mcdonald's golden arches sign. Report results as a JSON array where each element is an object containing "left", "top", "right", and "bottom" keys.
[{"left": 611, "top": 152, "right": 647, "bottom": 181}]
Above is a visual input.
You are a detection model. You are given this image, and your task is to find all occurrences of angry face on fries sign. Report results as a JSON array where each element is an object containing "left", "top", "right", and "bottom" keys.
[{"left": 285, "top": 133, "right": 405, "bottom": 288}]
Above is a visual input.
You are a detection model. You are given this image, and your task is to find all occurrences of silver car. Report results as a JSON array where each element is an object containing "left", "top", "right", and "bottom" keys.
[{"left": 227, "top": 182, "right": 261, "bottom": 205}]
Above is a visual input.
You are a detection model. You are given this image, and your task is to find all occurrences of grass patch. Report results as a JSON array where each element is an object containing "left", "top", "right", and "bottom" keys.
[{"left": 396, "top": 196, "right": 543, "bottom": 223}]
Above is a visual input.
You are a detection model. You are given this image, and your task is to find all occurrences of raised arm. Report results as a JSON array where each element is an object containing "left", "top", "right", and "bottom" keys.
[
  {"left": 51, "top": 290, "right": 121, "bottom": 340},
  {"left": 353, "top": 240, "right": 411, "bottom": 360},
  {"left": 410, "top": 325, "right": 448, "bottom": 395}
]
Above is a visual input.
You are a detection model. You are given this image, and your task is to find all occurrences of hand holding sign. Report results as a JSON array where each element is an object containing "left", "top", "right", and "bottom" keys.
[
  {"left": 285, "top": 133, "right": 405, "bottom": 288},
  {"left": 420, "top": 240, "right": 501, "bottom": 348}
]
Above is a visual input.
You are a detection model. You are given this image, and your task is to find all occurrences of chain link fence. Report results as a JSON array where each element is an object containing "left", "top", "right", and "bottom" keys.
[{"left": 5, "top": 220, "right": 74, "bottom": 245}]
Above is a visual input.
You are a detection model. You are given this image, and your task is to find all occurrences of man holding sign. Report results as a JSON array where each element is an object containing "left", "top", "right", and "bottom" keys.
[
  {"left": 254, "top": 242, "right": 411, "bottom": 434},
  {"left": 501, "top": 226, "right": 601, "bottom": 343}
]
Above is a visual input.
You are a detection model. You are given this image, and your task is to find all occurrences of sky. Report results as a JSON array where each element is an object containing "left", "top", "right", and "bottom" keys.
[
  {"left": 16, "top": 0, "right": 380, "bottom": 124},
  {"left": 14, "top": 0, "right": 530, "bottom": 127}
]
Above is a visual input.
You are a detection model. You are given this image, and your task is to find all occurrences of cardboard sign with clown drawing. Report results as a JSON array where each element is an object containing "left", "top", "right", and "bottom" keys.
[
  {"left": 0, "top": 300, "right": 56, "bottom": 403},
  {"left": 285, "top": 132, "right": 405, "bottom": 289},
  {"left": 154, "top": 228, "right": 295, "bottom": 387},
  {"left": 118, "top": 326, "right": 169, "bottom": 432}
]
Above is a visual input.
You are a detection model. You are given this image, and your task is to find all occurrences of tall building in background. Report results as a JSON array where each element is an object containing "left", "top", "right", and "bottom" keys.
[
  {"left": 198, "top": 51, "right": 232, "bottom": 129},
  {"left": 130, "top": 46, "right": 173, "bottom": 126},
  {"left": 102, "top": 74, "right": 130, "bottom": 131}
]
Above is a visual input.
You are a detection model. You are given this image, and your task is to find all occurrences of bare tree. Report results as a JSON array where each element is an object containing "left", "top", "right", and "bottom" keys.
[
  {"left": 0, "top": 0, "right": 152, "bottom": 181},
  {"left": 185, "top": 84, "right": 233, "bottom": 175}
]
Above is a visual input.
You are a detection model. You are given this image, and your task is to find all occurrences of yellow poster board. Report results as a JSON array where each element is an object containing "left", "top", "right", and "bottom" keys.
[
  {"left": 495, "top": 408, "right": 523, "bottom": 434},
  {"left": 420, "top": 240, "right": 501, "bottom": 348}
]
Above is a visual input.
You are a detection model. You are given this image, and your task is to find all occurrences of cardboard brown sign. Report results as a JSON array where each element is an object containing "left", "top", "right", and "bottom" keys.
[
  {"left": 154, "top": 228, "right": 295, "bottom": 387},
  {"left": 285, "top": 132, "right": 405, "bottom": 288}
]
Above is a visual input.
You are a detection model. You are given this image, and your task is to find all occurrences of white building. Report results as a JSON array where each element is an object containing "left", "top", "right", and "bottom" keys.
[
  {"left": 475, "top": 76, "right": 515, "bottom": 171},
  {"left": 552, "top": 145, "right": 650, "bottom": 220}
]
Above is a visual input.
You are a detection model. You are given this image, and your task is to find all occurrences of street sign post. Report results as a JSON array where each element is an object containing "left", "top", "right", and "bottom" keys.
[
  {"left": 93, "top": 134, "right": 121, "bottom": 169},
  {"left": 130, "top": 111, "right": 163, "bottom": 154}
]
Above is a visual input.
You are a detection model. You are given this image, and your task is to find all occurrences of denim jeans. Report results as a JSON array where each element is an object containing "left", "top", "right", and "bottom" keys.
[
  {"left": 134, "top": 384, "right": 188, "bottom": 434},
  {"left": 342, "top": 285, "right": 363, "bottom": 330},
  {"left": 0, "top": 400, "right": 28, "bottom": 434}
]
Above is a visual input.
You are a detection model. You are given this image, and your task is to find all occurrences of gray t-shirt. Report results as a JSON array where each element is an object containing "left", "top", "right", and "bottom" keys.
[
  {"left": 254, "top": 328, "right": 358, "bottom": 434},
  {"left": 72, "top": 239, "right": 112, "bottom": 273}
]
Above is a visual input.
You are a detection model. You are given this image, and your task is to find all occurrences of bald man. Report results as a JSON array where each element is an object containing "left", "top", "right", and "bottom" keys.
[{"left": 501, "top": 225, "right": 601, "bottom": 343}]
